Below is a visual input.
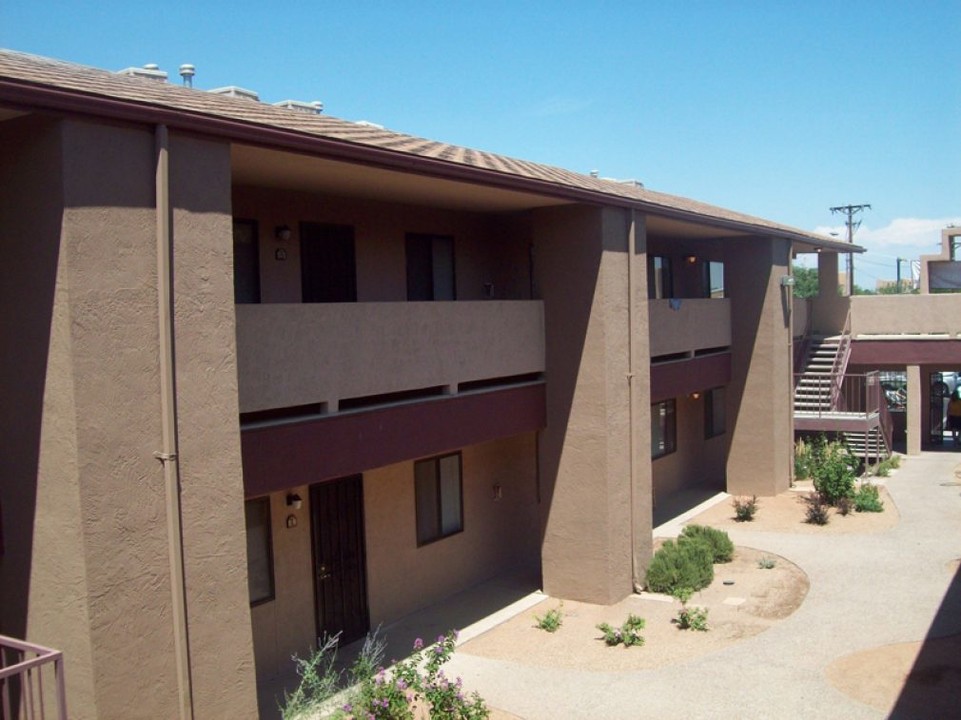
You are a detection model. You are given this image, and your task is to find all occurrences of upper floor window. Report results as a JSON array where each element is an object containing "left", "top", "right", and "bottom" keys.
[
  {"left": 651, "top": 399, "right": 676, "bottom": 459},
  {"left": 414, "top": 452, "right": 463, "bottom": 545},
  {"left": 406, "top": 233, "right": 455, "bottom": 301},
  {"left": 703, "top": 261, "right": 725, "bottom": 298},
  {"left": 648, "top": 256, "right": 673, "bottom": 299},
  {"left": 233, "top": 219, "right": 261, "bottom": 304}
]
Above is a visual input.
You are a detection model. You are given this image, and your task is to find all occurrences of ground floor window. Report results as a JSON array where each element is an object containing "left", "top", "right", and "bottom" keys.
[
  {"left": 705, "top": 387, "right": 726, "bottom": 438},
  {"left": 651, "top": 400, "right": 676, "bottom": 459},
  {"left": 415, "top": 452, "right": 463, "bottom": 545},
  {"left": 245, "top": 497, "right": 274, "bottom": 605}
]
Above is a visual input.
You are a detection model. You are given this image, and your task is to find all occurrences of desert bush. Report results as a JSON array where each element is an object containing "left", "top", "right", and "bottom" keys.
[
  {"left": 732, "top": 495, "right": 759, "bottom": 522},
  {"left": 597, "top": 614, "right": 645, "bottom": 647},
  {"left": 680, "top": 524, "right": 734, "bottom": 563},
  {"left": 672, "top": 587, "right": 709, "bottom": 631},
  {"left": 757, "top": 556, "right": 777, "bottom": 569},
  {"left": 803, "top": 492, "right": 830, "bottom": 525},
  {"left": 854, "top": 483, "right": 884, "bottom": 513},
  {"left": 811, "top": 440, "right": 857, "bottom": 505},
  {"left": 794, "top": 437, "right": 813, "bottom": 480},
  {"left": 646, "top": 539, "right": 714, "bottom": 594},
  {"left": 534, "top": 604, "right": 563, "bottom": 633}
]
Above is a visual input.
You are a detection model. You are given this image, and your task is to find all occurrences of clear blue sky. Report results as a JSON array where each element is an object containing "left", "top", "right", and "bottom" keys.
[{"left": 3, "top": 1, "right": 958, "bottom": 284}]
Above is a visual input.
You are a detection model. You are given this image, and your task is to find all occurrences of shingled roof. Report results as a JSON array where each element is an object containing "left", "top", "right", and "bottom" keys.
[{"left": 0, "top": 49, "right": 857, "bottom": 251}]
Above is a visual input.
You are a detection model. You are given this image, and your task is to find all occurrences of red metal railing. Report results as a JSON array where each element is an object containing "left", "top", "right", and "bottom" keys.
[
  {"left": 0, "top": 636, "right": 66, "bottom": 720},
  {"left": 793, "top": 371, "right": 882, "bottom": 418},
  {"left": 828, "top": 311, "right": 852, "bottom": 411}
]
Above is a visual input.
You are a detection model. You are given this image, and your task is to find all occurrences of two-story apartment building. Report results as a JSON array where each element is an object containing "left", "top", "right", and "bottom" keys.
[{"left": 0, "top": 50, "right": 857, "bottom": 719}]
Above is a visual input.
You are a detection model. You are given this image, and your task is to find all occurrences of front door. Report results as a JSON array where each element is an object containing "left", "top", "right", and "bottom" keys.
[
  {"left": 300, "top": 222, "right": 357, "bottom": 303},
  {"left": 310, "top": 476, "right": 369, "bottom": 644}
]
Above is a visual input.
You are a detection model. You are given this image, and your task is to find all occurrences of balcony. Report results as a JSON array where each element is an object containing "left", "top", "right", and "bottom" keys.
[
  {"left": 648, "top": 298, "right": 731, "bottom": 358},
  {"left": 235, "top": 301, "right": 545, "bottom": 414},
  {"left": 851, "top": 295, "right": 961, "bottom": 338}
]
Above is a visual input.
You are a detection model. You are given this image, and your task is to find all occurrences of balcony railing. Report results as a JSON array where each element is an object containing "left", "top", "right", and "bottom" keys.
[
  {"left": 0, "top": 636, "right": 66, "bottom": 720},
  {"left": 793, "top": 371, "right": 883, "bottom": 419},
  {"left": 648, "top": 298, "right": 731, "bottom": 357},
  {"left": 235, "top": 301, "right": 545, "bottom": 414}
]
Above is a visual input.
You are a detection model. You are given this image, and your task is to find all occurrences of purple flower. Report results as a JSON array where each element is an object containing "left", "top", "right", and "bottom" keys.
[
  {"left": 343, "top": 703, "right": 352, "bottom": 712},
  {"left": 437, "top": 635, "right": 445, "bottom": 643},
  {"left": 396, "top": 678, "right": 407, "bottom": 690},
  {"left": 413, "top": 637, "right": 424, "bottom": 650}
]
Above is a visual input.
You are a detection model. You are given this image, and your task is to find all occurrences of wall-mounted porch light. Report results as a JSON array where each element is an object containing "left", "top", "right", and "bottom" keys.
[
  {"left": 275, "top": 224, "right": 292, "bottom": 242},
  {"left": 689, "top": 391, "right": 701, "bottom": 400},
  {"left": 286, "top": 493, "right": 302, "bottom": 509},
  {"left": 685, "top": 255, "right": 697, "bottom": 264}
]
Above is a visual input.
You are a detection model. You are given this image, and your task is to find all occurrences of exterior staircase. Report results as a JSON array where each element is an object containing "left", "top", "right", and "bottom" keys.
[
  {"left": 794, "top": 336, "right": 842, "bottom": 413},
  {"left": 793, "top": 328, "right": 892, "bottom": 462}
]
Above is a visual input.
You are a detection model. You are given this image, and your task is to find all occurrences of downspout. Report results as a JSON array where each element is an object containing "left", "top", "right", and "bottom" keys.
[
  {"left": 627, "top": 209, "right": 644, "bottom": 593},
  {"left": 154, "top": 124, "right": 194, "bottom": 720}
]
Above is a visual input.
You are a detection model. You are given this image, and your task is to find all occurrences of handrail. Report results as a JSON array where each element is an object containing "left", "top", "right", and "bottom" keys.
[
  {"left": 828, "top": 310, "right": 853, "bottom": 411},
  {"left": 0, "top": 635, "right": 67, "bottom": 720},
  {"left": 877, "top": 380, "right": 894, "bottom": 455}
]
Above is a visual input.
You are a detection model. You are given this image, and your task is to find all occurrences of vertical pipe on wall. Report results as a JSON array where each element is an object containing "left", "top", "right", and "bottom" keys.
[
  {"left": 154, "top": 124, "right": 194, "bottom": 720},
  {"left": 627, "top": 209, "right": 643, "bottom": 592}
]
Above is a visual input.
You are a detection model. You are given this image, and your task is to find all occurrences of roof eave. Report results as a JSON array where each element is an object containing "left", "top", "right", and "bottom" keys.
[{"left": 0, "top": 75, "right": 849, "bottom": 248}]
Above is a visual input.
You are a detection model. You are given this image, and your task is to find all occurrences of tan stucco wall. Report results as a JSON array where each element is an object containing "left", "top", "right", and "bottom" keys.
[
  {"left": 651, "top": 393, "right": 727, "bottom": 501},
  {"left": 649, "top": 298, "right": 731, "bottom": 357},
  {"left": 0, "top": 118, "right": 257, "bottom": 719},
  {"left": 534, "top": 205, "right": 650, "bottom": 605},
  {"left": 851, "top": 294, "right": 961, "bottom": 337},
  {"left": 0, "top": 116, "right": 103, "bottom": 715},
  {"left": 725, "top": 237, "right": 794, "bottom": 496},
  {"left": 235, "top": 301, "right": 545, "bottom": 413},
  {"left": 811, "top": 251, "right": 849, "bottom": 335},
  {"left": 364, "top": 433, "right": 539, "bottom": 625},
  {"left": 250, "top": 485, "right": 314, "bottom": 685},
  {"left": 231, "top": 187, "right": 532, "bottom": 303}
]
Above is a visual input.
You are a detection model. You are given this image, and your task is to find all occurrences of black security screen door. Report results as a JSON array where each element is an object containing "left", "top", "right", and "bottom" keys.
[{"left": 310, "top": 476, "right": 369, "bottom": 644}]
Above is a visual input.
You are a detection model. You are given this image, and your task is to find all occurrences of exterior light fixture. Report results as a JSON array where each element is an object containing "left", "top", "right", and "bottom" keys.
[
  {"left": 286, "top": 493, "right": 302, "bottom": 509},
  {"left": 685, "top": 255, "right": 697, "bottom": 264},
  {"left": 275, "top": 225, "right": 292, "bottom": 242},
  {"left": 690, "top": 391, "right": 701, "bottom": 400},
  {"left": 780, "top": 275, "right": 796, "bottom": 287}
]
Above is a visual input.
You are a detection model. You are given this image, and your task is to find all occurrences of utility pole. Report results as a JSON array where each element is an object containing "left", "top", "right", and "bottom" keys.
[
  {"left": 830, "top": 203, "right": 871, "bottom": 295},
  {"left": 896, "top": 257, "right": 903, "bottom": 293}
]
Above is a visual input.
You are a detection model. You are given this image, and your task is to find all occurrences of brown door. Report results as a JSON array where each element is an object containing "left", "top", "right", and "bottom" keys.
[{"left": 310, "top": 476, "right": 369, "bottom": 644}]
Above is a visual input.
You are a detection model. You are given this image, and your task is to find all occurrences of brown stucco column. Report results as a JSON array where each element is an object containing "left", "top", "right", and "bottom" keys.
[
  {"left": 167, "top": 132, "right": 259, "bottom": 717},
  {"left": 533, "top": 205, "right": 636, "bottom": 605},
  {"left": 725, "top": 236, "right": 794, "bottom": 496},
  {"left": 906, "top": 364, "right": 922, "bottom": 455}
]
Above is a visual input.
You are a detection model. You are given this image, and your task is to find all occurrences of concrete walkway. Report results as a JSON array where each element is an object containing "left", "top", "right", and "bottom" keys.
[{"left": 444, "top": 452, "right": 961, "bottom": 719}]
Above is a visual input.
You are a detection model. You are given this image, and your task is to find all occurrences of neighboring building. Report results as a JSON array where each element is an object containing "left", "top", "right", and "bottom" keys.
[{"left": 0, "top": 50, "right": 855, "bottom": 719}]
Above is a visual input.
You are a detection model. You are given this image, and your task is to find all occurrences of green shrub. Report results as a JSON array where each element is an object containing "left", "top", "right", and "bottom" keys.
[
  {"left": 794, "top": 438, "right": 813, "bottom": 480},
  {"left": 804, "top": 492, "right": 830, "bottom": 525},
  {"left": 676, "top": 605, "right": 710, "bottom": 631},
  {"left": 680, "top": 524, "right": 734, "bottom": 563},
  {"left": 854, "top": 483, "right": 885, "bottom": 513},
  {"left": 646, "top": 539, "right": 714, "bottom": 594},
  {"left": 534, "top": 604, "right": 563, "bottom": 633},
  {"left": 597, "top": 614, "right": 645, "bottom": 647},
  {"left": 732, "top": 495, "right": 759, "bottom": 522},
  {"left": 811, "top": 440, "right": 857, "bottom": 505},
  {"left": 757, "top": 556, "right": 777, "bottom": 569}
]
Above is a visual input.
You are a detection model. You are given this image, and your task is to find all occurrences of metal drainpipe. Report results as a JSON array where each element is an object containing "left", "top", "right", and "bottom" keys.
[
  {"left": 154, "top": 124, "right": 194, "bottom": 720},
  {"left": 627, "top": 209, "right": 644, "bottom": 593}
]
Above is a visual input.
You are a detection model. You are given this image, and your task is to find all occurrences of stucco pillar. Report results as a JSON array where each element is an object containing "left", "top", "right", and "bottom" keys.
[
  {"left": 906, "top": 364, "right": 922, "bottom": 455},
  {"left": 725, "top": 237, "right": 794, "bottom": 496},
  {"left": 817, "top": 251, "right": 839, "bottom": 297},
  {"left": 534, "top": 205, "right": 636, "bottom": 605}
]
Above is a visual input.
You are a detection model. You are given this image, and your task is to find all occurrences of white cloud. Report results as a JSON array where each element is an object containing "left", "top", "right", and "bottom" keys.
[{"left": 813, "top": 217, "right": 961, "bottom": 250}]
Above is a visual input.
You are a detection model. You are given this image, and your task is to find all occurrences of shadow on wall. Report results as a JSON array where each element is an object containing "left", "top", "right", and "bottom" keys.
[
  {"left": 0, "top": 117, "right": 63, "bottom": 643},
  {"left": 889, "top": 551, "right": 961, "bottom": 717}
]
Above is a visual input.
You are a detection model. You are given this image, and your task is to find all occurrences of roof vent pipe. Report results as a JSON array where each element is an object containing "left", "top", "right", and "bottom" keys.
[{"left": 179, "top": 64, "right": 195, "bottom": 88}]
